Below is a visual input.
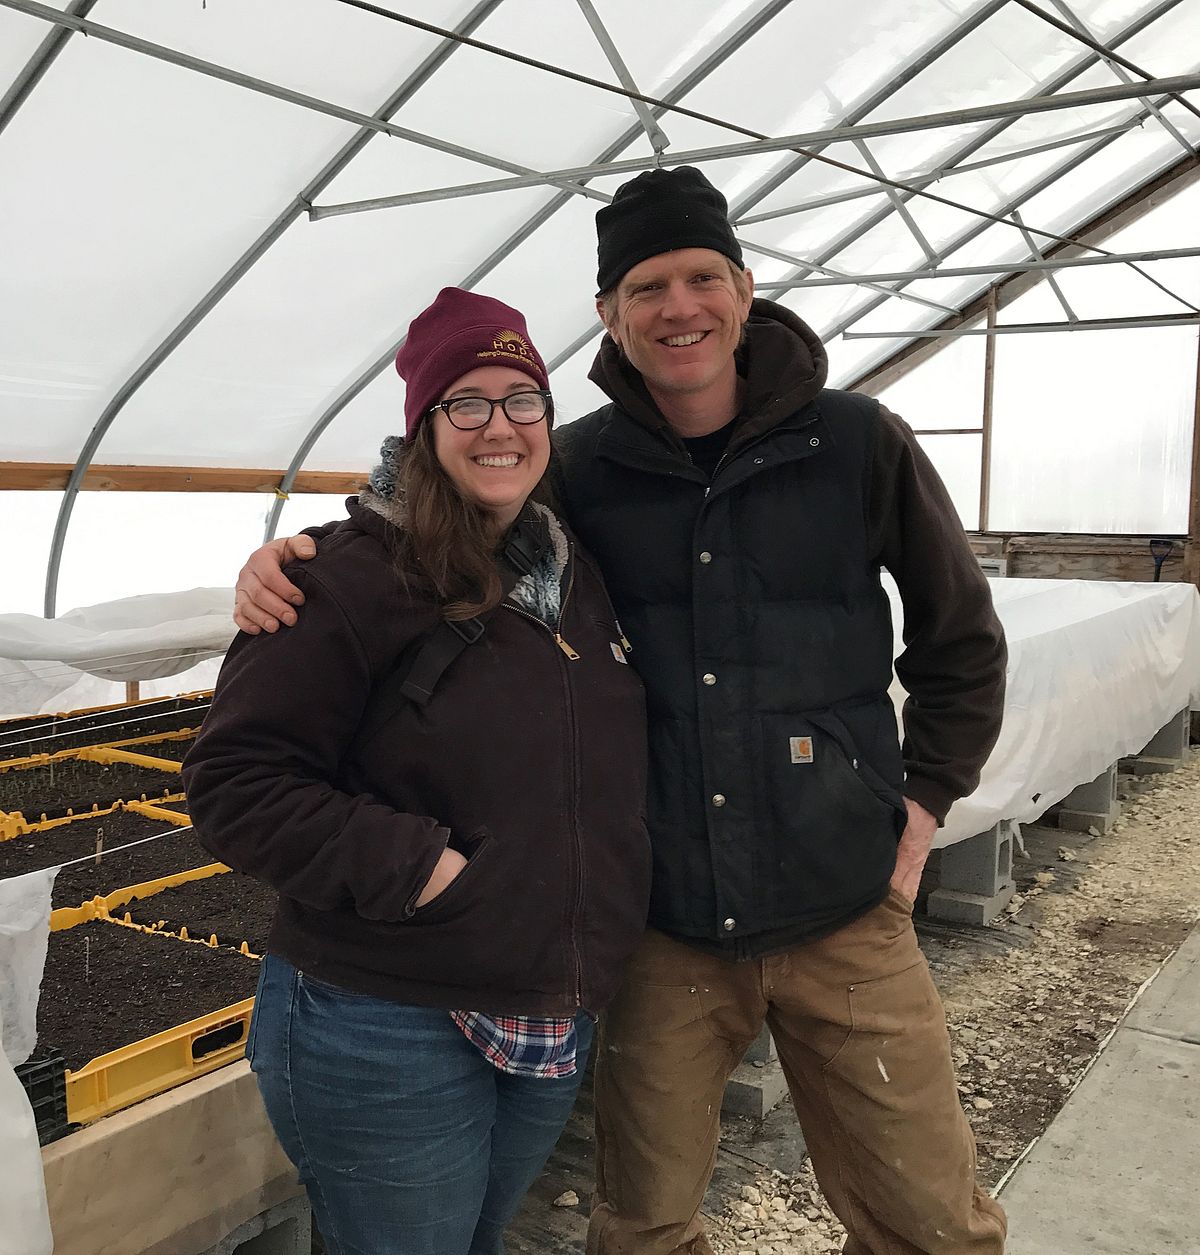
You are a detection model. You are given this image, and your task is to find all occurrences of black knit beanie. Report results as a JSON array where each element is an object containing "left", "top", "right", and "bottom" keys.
[{"left": 595, "top": 166, "right": 743, "bottom": 295}]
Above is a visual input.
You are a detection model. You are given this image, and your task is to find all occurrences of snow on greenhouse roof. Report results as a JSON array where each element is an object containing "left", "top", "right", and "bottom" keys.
[{"left": 1, "top": 0, "right": 1198, "bottom": 614}]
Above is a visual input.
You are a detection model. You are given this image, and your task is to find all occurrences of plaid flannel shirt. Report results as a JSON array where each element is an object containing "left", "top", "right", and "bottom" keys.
[{"left": 450, "top": 1011, "right": 579, "bottom": 1078}]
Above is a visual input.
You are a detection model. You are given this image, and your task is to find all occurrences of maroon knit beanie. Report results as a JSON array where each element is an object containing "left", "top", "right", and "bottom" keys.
[{"left": 395, "top": 288, "right": 550, "bottom": 441}]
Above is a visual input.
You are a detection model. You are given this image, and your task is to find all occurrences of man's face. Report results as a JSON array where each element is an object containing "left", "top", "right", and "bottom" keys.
[{"left": 597, "top": 248, "right": 753, "bottom": 403}]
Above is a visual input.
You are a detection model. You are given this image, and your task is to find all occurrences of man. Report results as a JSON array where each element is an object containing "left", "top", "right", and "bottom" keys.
[{"left": 234, "top": 166, "right": 1008, "bottom": 1255}]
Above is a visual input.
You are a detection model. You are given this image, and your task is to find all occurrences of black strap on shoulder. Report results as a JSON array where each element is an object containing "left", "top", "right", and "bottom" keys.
[{"left": 356, "top": 510, "right": 550, "bottom": 747}]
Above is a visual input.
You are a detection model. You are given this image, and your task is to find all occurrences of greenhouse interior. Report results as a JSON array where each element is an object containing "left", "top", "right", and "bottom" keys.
[{"left": 1, "top": 1, "right": 1199, "bottom": 1253}]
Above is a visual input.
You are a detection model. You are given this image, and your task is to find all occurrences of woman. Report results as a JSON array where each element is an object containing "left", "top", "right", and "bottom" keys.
[{"left": 183, "top": 288, "right": 650, "bottom": 1255}]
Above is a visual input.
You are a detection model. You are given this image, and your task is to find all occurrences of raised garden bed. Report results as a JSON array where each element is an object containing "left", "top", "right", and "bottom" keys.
[
  {"left": 0, "top": 809, "right": 209, "bottom": 909},
  {"left": 0, "top": 755, "right": 181, "bottom": 821},
  {"left": 37, "top": 920, "right": 260, "bottom": 1071},
  {"left": 123, "top": 871, "right": 276, "bottom": 954},
  {"left": 0, "top": 694, "right": 210, "bottom": 759},
  {"left": 131, "top": 735, "right": 197, "bottom": 763}
]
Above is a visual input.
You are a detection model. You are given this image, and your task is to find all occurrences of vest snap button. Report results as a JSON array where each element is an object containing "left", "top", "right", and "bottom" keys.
[
  {"left": 702, "top": 673, "right": 716, "bottom": 686},
  {"left": 699, "top": 551, "right": 713, "bottom": 564},
  {"left": 711, "top": 793, "right": 726, "bottom": 807},
  {"left": 723, "top": 917, "right": 736, "bottom": 931},
  {"left": 753, "top": 457, "right": 764, "bottom": 465},
  {"left": 810, "top": 437, "right": 820, "bottom": 447}
]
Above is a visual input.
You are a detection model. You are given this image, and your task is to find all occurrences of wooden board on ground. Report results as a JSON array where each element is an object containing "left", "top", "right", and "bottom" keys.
[{"left": 42, "top": 1060, "right": 299, "bottom": 1255}]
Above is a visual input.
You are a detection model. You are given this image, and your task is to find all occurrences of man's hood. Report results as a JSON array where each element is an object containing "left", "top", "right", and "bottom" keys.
[{"left": 586, "top": 298, "right": 829, "bottom": 443}]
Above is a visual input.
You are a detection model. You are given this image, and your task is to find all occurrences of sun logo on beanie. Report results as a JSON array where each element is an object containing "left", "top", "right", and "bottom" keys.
[{"left": 479, "top": 328, "right": 536, "bottom": 366}]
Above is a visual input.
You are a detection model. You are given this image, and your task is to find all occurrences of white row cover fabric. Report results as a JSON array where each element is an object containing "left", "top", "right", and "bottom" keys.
[
  {"left": 892, "top": 578, "right": 1200, "bottom": 847},
  {"left": 0, "top": 867, "right": 53, "bottom": 1068},
  {"left": 0, "top": 870, "right": 55, "bottom": 1255},
  {"left": 0, "top": 589, "right": 234, "bottom": 717}
]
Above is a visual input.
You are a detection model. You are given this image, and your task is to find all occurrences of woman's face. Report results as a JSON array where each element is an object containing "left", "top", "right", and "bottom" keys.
[{"left": 431, "top": 365, "right": 551, "bottom": 529}]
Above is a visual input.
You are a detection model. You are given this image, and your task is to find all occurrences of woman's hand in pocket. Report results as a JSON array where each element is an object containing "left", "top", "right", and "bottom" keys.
[{"left": 415, "top": 848, "right": 468, "bottom": 907}]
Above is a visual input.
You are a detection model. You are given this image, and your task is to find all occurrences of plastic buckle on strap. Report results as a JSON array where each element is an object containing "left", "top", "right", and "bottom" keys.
[{"left": 449, "top": 617, "right": 486, "bottom": 645}]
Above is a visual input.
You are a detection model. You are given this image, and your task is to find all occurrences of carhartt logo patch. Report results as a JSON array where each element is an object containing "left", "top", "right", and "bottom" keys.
[{"left": 789, "top": 736, "right": 814, "bottom": 764}]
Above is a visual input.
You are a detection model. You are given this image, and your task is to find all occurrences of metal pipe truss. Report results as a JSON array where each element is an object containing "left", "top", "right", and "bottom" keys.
[
  {"left": 543, "top": 0, "right": 1190, "bottom": 377},
  {"left": 733, "top": 121, "right": 1139, "bottom": 226},
  {"left": 843, "top": 313, "right": 1200, "bottom": 337},
  {"left": 0, "top": 0, "right": 95, "bottom": 138},
  {"left": 0, "top": 0, "right": 605, "bottom": 203},
  {"left": 752, "top": 243, "right": 1200, "bottom": 290},
  {"left": 307, "top": 72, "right": 1200, "bottom": 220}
]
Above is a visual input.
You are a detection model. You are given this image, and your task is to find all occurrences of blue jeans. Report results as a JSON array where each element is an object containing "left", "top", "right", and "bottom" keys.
[{"left": 248, "top": 955, "right": 593, "bottom": 1255}]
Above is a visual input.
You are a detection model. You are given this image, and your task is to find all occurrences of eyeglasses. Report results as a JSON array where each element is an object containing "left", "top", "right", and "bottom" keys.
[{"left": 429, "top": 389, "right": 553, "bottom": 431}]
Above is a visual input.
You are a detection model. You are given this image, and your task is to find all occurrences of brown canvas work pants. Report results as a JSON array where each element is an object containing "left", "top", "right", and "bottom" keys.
[{"left": 588, "top": 890, "right": 1007, "bottom": 1255}]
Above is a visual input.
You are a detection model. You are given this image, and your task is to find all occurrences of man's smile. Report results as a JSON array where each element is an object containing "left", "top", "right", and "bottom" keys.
[{"left": 661, "top": 331, "right": 710, "bottom": 348}]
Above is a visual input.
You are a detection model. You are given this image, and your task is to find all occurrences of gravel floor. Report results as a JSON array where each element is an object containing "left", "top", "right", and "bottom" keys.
[{"left": 702, "top": 752, "right": 1200, "bottom": 1255}]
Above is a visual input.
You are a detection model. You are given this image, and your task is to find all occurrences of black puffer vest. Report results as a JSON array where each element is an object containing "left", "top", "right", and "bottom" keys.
[{"left": 556, "top": 309, "right": 906, "bottom": 942}]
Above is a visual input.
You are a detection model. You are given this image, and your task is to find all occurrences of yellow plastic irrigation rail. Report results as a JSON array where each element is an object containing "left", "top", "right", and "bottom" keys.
[
  {"left": 0, "top": 726, "right": 200, "bottom": 773},
  {"left": 1, "top": 741, "right": 186, "bottom": 774},
  {"left": 66, "top": 994, "right": 255, "bottom": 1126},
  {"left": 74, "top": 746, "right": 183, "bottom": 772},
  {"left": 98, "top": 726, "right": 200, "bottom": 754},
  {"left": 122, "top": 798, "right": 191, "bottom": 825},
  {"left": 0, "top": 810, "right": 27, "bottom": 841},
  {"left": 0, "top": 747, "right": 79, "bottom": 773},
  {"left": 50, "top": 863, "right": 230, "bottom": 931},
  {"left": 0, "top": 792, "right": 188, "bottom": 844},
  {"left": 0, "top": 688, "right": 214, "bottom": 726}
]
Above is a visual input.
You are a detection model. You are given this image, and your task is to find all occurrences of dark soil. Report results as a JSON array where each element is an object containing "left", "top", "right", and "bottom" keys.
[
  {"left": 37, "top": 920, "right": 260, "bottom": 1070},
  {"left": 0, "top": 756, "right": 182, "bottom": 821},
  {"left": 0, "top": 809, "right": 211, "bottom": 909},
  {"left": 131, "top": 735, "right": 197, "bottom": 763},
  {"left": 123, "top": 871, "right": 276, "bottom": 954},
  {"left": 0, "top": 694, "right": 210, "bottom": 758}
]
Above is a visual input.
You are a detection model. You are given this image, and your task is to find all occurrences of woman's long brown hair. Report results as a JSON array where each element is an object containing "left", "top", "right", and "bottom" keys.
[{"left": 389, "top": 418, "right": 554, "bottom": 621}]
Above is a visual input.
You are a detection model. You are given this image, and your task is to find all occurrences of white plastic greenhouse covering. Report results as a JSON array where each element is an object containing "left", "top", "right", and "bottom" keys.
[{"left": 2, "top": 0, "right": 1199, "bottom": 622}]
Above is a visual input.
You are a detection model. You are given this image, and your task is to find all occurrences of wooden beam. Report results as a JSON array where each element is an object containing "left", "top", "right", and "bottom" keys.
[
  {"left": 979, "top": 291, "right": 998, "bottom": 532},
  {"left": 1187, "top": 327, "right": 1200, "bottom": 585},
  {"left": 0, "top": 462, "right": 365, "bottom": 494}
]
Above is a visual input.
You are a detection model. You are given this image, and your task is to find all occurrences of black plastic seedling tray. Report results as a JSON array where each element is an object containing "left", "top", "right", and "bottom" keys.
[{"left": 15, "top": 1051, "right": 71, "bottom": 1145}]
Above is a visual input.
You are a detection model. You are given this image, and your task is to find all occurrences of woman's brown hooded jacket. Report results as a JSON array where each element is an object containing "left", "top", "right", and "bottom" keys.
[{"left": 182, "top": 497, "right": 650, "bottom": 1016}]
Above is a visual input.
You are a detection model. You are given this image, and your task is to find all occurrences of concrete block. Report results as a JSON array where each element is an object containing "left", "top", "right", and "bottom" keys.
[
  {"left": 938, "top": 821, "right": 1014, "bottom": 897},
  {"left": 723, "top": 1058, "right": 789, "bottom": 1120},
  {"left": 202, "top": 1196, "right": 311, "bottom": 1255},
  {"left": 743, "top": 1024, "right": 777, "bottom": 1065},
  {"left": 926, "top": 821, "right": 1015, "bottom": 924},
  {"left": 924, "top": 885, "right": 1015, "bottom": 926},
  {"left": 1056, "top": 763, "right": 1119, "bottom": 833},
  {"left": 1121, "top": 708, "right": 1190, "bottom": 776}
]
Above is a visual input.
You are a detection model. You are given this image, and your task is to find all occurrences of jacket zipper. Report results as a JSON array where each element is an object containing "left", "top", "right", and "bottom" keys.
[
  {"left": 594, "top": 570, "right": 633, "bottom": 654},
  {"left": 503, "top": 559, "right": 585, "bottom": 1006},
  {"left": 703, "top": 447, "right": 734, "bottom": 500}
]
